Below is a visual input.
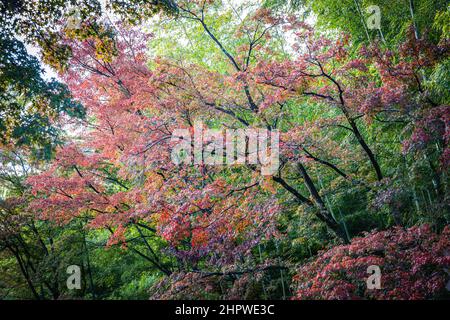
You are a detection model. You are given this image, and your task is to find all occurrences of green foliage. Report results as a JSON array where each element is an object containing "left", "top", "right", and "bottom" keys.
[
  {"left": 0, "top": 34, "right": 84, "bottom": 155},
  {"left": 266, "top": 0, "right": 448, "bottom": 46}
]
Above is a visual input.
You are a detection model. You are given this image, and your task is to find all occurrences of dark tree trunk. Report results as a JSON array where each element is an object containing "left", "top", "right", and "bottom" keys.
[{"left": 297, "top": 163, "right": 349, "bottom": 242}]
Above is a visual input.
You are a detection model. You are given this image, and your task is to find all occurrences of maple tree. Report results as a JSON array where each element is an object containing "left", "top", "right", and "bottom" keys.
[{"left": 1, "top": 0, "right": 448, "bottom": 300}]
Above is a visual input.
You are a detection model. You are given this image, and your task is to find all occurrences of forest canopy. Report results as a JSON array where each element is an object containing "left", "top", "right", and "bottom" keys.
[{"left": 0, "top": 0, "right": 448, "bottom": 300}]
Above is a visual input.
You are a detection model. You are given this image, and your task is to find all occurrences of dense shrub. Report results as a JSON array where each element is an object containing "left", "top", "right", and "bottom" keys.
[{"left": 292, "top": 225, "right": 450, "bottom": 300}]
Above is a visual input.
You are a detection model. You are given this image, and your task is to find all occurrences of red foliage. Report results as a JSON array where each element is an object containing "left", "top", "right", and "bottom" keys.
[
  {"left": 292, "top": 225, "right": 450, "bottom": 300},
  {"left": 25, "top": 12, "right": 449, "bottom": 271}
]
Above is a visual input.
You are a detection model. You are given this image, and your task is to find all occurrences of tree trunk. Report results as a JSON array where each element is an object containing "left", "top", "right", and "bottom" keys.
[
  {"left": 348, "top": 118, "right": 383, "bottom": 181},
  {"left": 297, "top": 163, "right": 349, "bottom": 242}
]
